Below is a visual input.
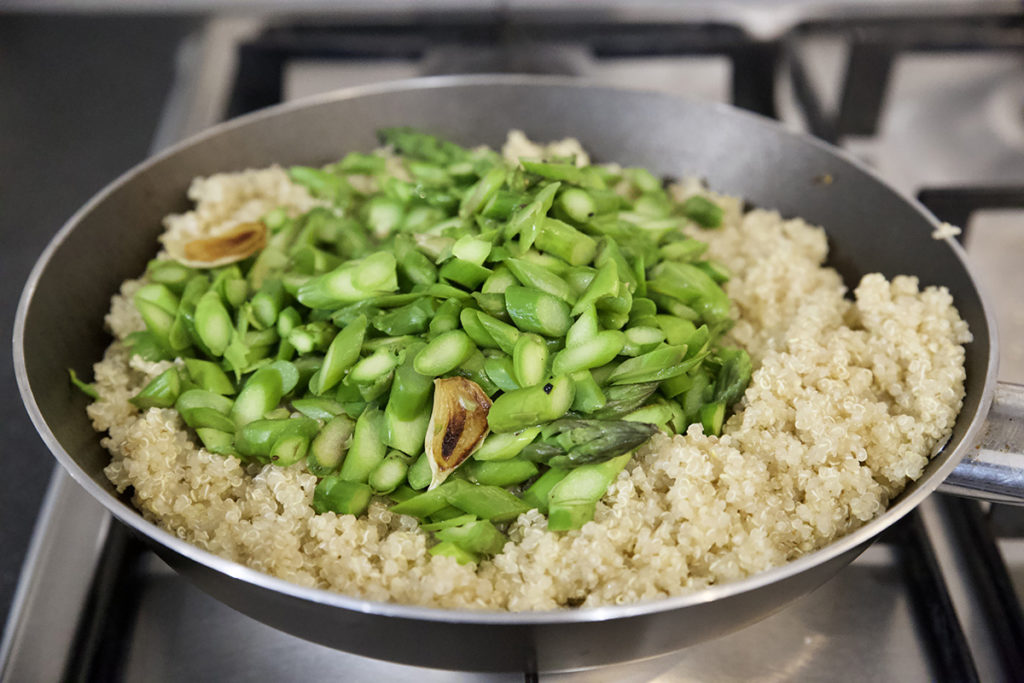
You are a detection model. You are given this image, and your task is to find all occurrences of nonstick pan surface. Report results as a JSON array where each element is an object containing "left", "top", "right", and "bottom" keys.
[{"left": 14, "top": 76, "right": 1001, "bottom": 671}]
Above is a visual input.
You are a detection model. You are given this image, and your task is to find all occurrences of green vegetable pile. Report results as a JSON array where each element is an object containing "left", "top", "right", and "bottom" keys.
[{"left": 121, "top": 128, "right": 752, "bottom": 565}]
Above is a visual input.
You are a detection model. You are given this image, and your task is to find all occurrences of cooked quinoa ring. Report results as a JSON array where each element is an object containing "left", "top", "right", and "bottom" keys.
[{"left": 87, "top": 157, "right": 970, "bottom": 611}]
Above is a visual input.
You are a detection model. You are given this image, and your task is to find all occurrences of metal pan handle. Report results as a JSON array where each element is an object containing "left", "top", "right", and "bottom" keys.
[{"left": 938, "top": 382, "right": 1024, "bottom": 504}]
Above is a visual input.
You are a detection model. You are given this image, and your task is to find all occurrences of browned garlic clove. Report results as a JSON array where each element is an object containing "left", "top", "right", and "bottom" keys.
[
  {"left": 425, "top": 377, "right": 493, "bottom": 490},
  {"left": 177, "top": 221, "right": 267, "bottom": 268}
]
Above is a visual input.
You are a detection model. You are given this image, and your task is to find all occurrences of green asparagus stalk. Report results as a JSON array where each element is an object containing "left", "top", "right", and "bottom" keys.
[
  {"left": 307, "top": 315, "right": 367, "bottom": 395},
  {"left": 547, "top": 453, "right": 632, "bottom": 531},
  {"left": 131, "top": 367, "right": 181, "bottom": 409},
  {"left": 504, "top": 286, "right": 572, "bottom": 338},
  {"left": 313, "top": 476, "right": 374, "bottom": 516},
  {"left": 487, "top": 375, "right": 575, "bottom": 433}
]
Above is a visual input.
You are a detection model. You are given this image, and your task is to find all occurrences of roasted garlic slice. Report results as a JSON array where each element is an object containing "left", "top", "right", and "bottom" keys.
[
  {"left": 171, "top": 221, "right": 267, "bottom": 268},
  {"left": 425, "top": 377, "right": 492, "bottom": 490}
]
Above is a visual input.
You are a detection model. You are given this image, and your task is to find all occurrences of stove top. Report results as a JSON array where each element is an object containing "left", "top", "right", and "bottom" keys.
[{"left": 4, "top": 9, "right": 1024, "bottom": 681}]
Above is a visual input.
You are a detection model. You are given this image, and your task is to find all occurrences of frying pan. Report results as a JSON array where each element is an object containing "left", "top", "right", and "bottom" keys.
[{"left": 14, "top": 75, "right": 1024, "bottom": 672}]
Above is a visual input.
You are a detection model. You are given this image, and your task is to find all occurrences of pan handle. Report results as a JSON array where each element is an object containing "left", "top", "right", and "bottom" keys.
[{"left": 937, "top": 382, "right": 1024, "bottom": 505}]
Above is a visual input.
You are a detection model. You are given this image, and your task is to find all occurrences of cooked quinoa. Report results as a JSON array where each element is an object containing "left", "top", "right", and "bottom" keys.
[{"left": 88, "top": 152, "right": 970, "bottom": 611}]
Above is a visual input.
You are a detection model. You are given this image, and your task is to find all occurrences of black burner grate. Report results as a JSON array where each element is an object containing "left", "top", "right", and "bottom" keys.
[
  {"left": 883, "top": 512, "right": 978, "bottom": 681},
  {"left": 918, "top": 187, "right": 1024, "bottom": 241},
  {"left": 226, "top": 20, "right": 780, "bottom": 120},
  {"left": 786, "top": 15, "right": 1024, "bottom": 144}
]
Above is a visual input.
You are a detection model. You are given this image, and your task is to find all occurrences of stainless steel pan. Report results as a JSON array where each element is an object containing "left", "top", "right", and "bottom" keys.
[{"left": 14, "top": 75, "right": 1024, "bottom": 672}]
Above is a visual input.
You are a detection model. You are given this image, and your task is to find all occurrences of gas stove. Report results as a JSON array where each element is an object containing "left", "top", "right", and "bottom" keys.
[{"left": 4, "top": 8, "right": 1024, "bottom": 681}]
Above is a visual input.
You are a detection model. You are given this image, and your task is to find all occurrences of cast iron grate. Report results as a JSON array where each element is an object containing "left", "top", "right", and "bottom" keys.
[
  {"left": 918, "top": 187, "right": 1024, "bottom": 242},
  {"left": 786, "top": 14, "right": 1024, "bottom": 144},
  {"left": 226, "top": 20, "right": 780, "bottom": 120}
]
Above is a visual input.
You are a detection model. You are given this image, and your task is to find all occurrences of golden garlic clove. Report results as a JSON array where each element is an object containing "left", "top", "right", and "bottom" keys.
[
  {"left": 425, "top": 377, "right": 492, "bottom": 490},
  {"left": 177, "top": 221, "right": 267, "bottom": 268}
]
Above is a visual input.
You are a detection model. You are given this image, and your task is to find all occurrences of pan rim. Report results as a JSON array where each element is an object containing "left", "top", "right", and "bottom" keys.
[{"left": 13, "top": 73, "right": 1001, "bottom": 627}]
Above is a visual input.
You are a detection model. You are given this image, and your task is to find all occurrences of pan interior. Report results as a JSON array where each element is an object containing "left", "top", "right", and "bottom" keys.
[{"left": 15, "top": 77, "right": 995, "bottom": 622}]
